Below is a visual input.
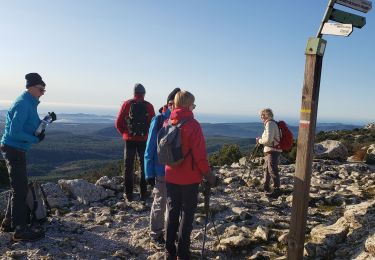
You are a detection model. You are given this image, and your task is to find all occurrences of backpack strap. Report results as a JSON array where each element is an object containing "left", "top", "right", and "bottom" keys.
[
  {"left": 39, "top": 184, "right": 52, "bottom": 215},
  {"left": 177, "top": 118, "right": 194, "bottom": 169},
  {"left": 269, "top": 119, "right": 281, "bottom": 148}
]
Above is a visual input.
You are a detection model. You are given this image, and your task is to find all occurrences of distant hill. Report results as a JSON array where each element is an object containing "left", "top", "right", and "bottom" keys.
[
  {"left": 92, "top": 122, "right": 361, "bottom": 139},
  {"left": 0, "top": 111, "right": 364, "bottom": 179}
]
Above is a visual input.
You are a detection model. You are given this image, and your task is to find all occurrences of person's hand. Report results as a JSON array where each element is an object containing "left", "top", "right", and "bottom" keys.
[
  {"left": 48, "top": 112, "right": 57, "bottom": 122},
  {"left": 204, "top": 171, "right": 217, "bottom": 187},
  {"left": 37, "top": 130, "right": 45, "bottom": 142}
]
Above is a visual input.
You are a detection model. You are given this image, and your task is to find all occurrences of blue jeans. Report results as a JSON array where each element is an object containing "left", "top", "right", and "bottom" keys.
[
  {"left": 165, "top": 182, "right": 199, "bottom": 260},
  {"left": 1, "top": 144, "right": 28, "bottom": 228}
]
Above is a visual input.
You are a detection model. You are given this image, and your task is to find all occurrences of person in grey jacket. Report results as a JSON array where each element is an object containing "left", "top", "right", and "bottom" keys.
[{"left": 256, "top": 108, "right": 282, "bottom": 198}]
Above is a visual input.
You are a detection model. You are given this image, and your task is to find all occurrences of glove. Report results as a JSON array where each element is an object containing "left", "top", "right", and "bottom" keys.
[
  {"left": 37, "top": 130, "right": 45, "bottom": 142},
  {"left": 204, "top": 171, "right": 217, "bottom": 188},
  {"left": 48, "top": 112, "right": 57, "bottom": 122},
  {"left": 147, "top": 177, "right": 155, "bottom": 187}
]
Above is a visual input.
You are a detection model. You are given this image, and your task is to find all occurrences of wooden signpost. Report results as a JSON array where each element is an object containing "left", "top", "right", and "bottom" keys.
[
  {"left": 322, "top": 22, "right": 353, "bottom": 36},
  {"left": 287, "top": 0, "right": 372, "bottom": 259},
  {"left": 336, "top": 0, "right": 372, "bottom": 13}
]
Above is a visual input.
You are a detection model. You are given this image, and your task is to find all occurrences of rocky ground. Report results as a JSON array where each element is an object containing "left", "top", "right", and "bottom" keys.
[{"left": 1, "top": 144, "right": 375, "bottom": 259}]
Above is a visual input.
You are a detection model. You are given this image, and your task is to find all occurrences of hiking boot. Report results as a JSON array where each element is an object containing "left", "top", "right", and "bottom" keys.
[
  {"left": 123, "top": 193, "right": 133, "bottom": 202},
  {"left": 267, "top": 188, "right": 282, "bottom": 199},
  {"left": 0, "top": 218, "right": 14, "bottom": 232},
  {"left": 151, "top": 234, "right": 165, "bottom": 248},
  {"left": 12, "top": 226, "right": 45, "bottom": 242}
]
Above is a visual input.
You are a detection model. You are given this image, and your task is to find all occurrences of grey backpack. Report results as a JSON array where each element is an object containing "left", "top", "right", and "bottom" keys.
[
  {"left": 26, "top": 182, "right": 50, "bottom": 222},
  {"left": 157, "top": 119, "right": 191, "bottom": 167}
]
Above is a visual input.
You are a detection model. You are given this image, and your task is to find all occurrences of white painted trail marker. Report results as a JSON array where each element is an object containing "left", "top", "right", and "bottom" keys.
[
  {"left": 336, "top": 0, "right": 372, "bottom": 13},
  {"left": 321, "top": 22, "right": 353, "bottom": 36}
]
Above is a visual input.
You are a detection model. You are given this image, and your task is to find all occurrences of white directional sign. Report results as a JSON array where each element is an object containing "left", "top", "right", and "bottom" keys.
[
  {"left": 336, "top": 0, "right": 372, "bottom": 13},
  {"left": 321, "top": 22, "right": 353, "bottom": 36}
]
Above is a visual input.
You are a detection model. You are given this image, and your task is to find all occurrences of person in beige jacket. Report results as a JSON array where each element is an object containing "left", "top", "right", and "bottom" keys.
[{"left": 256, "top": 108, "right": 282, "bottom": 198}]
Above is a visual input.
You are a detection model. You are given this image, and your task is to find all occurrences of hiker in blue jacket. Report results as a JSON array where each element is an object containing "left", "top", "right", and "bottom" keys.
[
  {"left": 144, "top": 88, "right": 180, "bottom": 246},
  {"left": 0, "top": 73, "right": 56, "bottom": 242}
]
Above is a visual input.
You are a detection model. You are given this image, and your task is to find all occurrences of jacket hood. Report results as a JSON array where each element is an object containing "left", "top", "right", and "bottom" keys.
[{"left": 170, "top": 107, "right": 194, "bottom": 122}]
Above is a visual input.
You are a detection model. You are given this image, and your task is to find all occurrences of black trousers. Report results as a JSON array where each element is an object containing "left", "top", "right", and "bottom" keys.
[
  {"left": 124, "top": 140, "right": 147, "bottom": 200},
  {"left": 0, "top": 144, "right": 28, "bottom": 228},
  {"left": 165, "top": 182, "right": 199, "bottom": 260}
]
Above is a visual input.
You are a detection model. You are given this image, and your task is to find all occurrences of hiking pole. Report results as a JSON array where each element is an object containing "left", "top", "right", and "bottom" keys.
[
  {"left": 201, "top": 180, "right": 210, "bottom": 260},
  {"left": 201, "top": 180, "right": 225, "bottom": 260},
  {"left": 240, "top": 143, "right": 260, "bottom": 182}
]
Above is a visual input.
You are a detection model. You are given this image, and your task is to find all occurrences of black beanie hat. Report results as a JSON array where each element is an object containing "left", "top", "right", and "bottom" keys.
[
  {"left": 25, "top": 73, "right": 45, "bottom": 88},
  {"left": 134, "top": 83, "right": 146, "bottom": 94},
  {"left": 167, "top": 88, "right": 181, "bottom": 103}
]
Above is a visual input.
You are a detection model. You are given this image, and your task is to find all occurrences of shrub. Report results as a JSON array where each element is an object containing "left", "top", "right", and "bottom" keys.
[{"left": 209, "top": 144, "right": 243, "bottom": 166}]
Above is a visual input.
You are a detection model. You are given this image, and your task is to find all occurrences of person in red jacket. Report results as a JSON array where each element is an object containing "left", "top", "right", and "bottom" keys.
[
  {"left": 115, "top": 83, "right": 155, "bottom": 202},
  {"left": 164, "top": 90, "right": 216, "bottom": 260}
]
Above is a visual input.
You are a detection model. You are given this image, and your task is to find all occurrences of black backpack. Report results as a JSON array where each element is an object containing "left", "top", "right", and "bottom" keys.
[{"left": 126, "top": 100, "right": 149, "bottom": 137}]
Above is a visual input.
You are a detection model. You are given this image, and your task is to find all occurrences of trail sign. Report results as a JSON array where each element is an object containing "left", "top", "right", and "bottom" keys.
[
  {"left": 321, "top": 22, "right": 353, "bottom": 36},
  {"left": 329, "top": 8, "right": 366, "bottom": 28},
  {"left": 336, "top": 0, "right": 372, "bottom": 13}
]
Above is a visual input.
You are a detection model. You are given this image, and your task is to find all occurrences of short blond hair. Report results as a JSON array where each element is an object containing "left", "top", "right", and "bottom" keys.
[
  {"left": 174, "top": 91, "right": 195, "bottom": 109},
  {"left": 259, "top": 108, "right": 274, "bottom": 119}
]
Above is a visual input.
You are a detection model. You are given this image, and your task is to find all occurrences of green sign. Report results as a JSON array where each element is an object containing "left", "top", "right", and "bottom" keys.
[{"left": 329, "top": 8, "right": 366, "bottom": 28}]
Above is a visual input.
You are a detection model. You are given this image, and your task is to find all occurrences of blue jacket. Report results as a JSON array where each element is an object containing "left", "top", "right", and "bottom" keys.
[
  {"left": 1, "top": 91, "right": 40, "bottom": 151},
  {"left": 144, "top": 108, "right": 171, "bottom": 179}
]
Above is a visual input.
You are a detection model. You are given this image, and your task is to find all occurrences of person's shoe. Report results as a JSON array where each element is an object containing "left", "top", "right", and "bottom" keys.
[
  {"left": 123, "top": 193, "right": 133, "bottom": 202},
  {"left": 12, "top": 226, "right": 45, "bottom": 242},
  {"left": 267, "top": 188, "right": 282, "bottom": 199},
  {"left": 151, "top": 234, "right": 165, "bottom": 248}
]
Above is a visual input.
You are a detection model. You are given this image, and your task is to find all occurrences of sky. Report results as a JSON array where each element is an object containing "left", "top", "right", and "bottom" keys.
[{"left": 0, "top": 0, "right": 374, "bottom": 124}]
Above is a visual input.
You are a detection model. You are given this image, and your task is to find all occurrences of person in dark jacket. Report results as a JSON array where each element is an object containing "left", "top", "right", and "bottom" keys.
[
  {"left": 145, "top": 88, "right": 180, "bottom": 245},
  {"left": 115, "top": 83, "right": 155, "bottom": 202},
  {"left": 164, "top": 90, "right": 216, "bottom": 260},
  {"left": 0, "top": 73, "right": 55, "bottom": 242}
]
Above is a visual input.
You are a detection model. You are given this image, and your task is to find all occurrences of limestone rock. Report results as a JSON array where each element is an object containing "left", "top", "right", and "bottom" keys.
[
  {"left": 41, "top": 182, "right": 69, "bottom": 208},
  {"left": 58, "top": 179, "right": 114, "bottom": 205},
  {"left": 95, "top": 176, "right": 124, "bottom": 192},
  {"left": 365, "top": 233, "right": 375, "bottom": 256},
  {"left": 314, "top": 140, "right": 349, "bottom": 161},
  {"left": 0, "top": 190, "right": 11, "bottom": 219},
  {"left": 366, "top": 144, "right": 375, "bottom": 165}
]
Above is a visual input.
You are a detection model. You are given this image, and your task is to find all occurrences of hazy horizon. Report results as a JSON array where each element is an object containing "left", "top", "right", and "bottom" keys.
[{"left": 0, "top": 101, "right": 371, "bottom": 126}]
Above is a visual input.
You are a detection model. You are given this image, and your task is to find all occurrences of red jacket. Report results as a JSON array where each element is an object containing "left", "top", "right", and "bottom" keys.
[
  {"left": 115, "top": 95, "right": 155, "bottom": 141},
  {"left": 165, "top": 107, "right": 210, "bottom": 185}
]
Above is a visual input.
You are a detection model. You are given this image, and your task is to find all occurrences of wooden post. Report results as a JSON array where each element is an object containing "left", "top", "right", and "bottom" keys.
[{"left": 287, "top": 37, "right": 327, "bottom": 260}]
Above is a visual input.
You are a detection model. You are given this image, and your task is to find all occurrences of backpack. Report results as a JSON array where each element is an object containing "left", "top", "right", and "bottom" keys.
[
  {"left": 25, "top": 181, "right": 51, "bottom": 222},
  {"left": 157, "top": 118, "right": 191, "bottom": 167},
  {"left": 126, "top": 100, "right": 149, "bottom": 137},
  {"left": 272, "top": 120, "right": 294, "bottom": 152}
]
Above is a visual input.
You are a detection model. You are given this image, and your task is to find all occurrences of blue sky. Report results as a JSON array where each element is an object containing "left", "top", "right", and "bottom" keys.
[{"left": 0, "top": 1, "right": 374, "bottom": 124}]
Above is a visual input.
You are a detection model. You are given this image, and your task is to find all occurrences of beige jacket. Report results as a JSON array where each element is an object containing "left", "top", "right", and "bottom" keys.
[{"left": 258, "top": 120, "right": 282, "bottom": 153}]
